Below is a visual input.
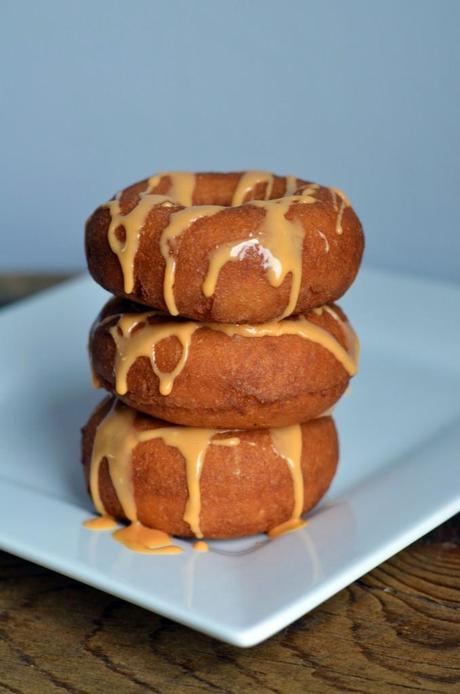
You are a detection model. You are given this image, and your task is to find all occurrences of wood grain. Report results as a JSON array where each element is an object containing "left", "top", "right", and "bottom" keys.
[
  {"left": 0, "top": 275, "right": 459, "bottom": 693},
  {"left": 0, "top": 526, "right": 459, "bottom": 694}
]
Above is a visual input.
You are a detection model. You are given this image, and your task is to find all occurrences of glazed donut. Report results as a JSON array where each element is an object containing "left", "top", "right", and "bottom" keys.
[
  {"left": 85, "top": 171, "right": 364, "bottom": 323},
  {"left": 89, "top": 297, "right": 359, "bottom": 428},
  {"left": 81, "top": 398, "right": 339, "bottom": 539}
]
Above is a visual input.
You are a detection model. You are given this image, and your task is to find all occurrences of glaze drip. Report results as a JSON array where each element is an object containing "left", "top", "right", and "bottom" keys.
[
  {"left": 103, "top": 310, "right": 357, "bottom": 398},
  {"left": 89, "top": 401, "right": 240, "bottom": 539},
  {"left": 203, "top": 190, "right": 318, "bottom": 319},
  {"left": 231, "top": 170, "right": 274, "bottom": 205},
  {"left": 83, "top": 515, "right": 118, "bottom": 531},
  {"left": 193, "top": 540, "right": 209, "bottom": 552},
  {"left": 270, "top": 424, "right": 304, "bottom": 520},
  {"left": 268, "top": 518, "right": 307, "bottom": 539},
  {"left": 109, "top": 313, "right": 197, "bottom": 396},
  {"left": 105, "top": 193, "right": 173, "bottom": 294},
  {"left": 284, "top": 175, "right": 298, "bottom": 195},
  {"left": 145, "top": 171, "right": 196, "bottom": 206},
  {"left": 329, "top": 187, "right": 351, "bottom": 235},
  {"left": 159, "top": 205, "right": 222, "bottom": 315},
  {"left": 113, "top": 522, "right": 182, "bottom": 554}
]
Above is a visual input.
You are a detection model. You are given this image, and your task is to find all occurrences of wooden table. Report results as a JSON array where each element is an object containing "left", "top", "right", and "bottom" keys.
[{"left": 1, "top": 276, "right": 459, "bottom": 693}]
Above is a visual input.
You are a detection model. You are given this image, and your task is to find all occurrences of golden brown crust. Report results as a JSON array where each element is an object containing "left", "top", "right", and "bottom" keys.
[
  {"left": 89, "top": 297, "right": 354, "bottom": 428},
  {"left": 85, "top": 172, "right": 364, "bottom": 323},
  {"left": 81, "top": 397, "right": 339, "bottom": 539}
]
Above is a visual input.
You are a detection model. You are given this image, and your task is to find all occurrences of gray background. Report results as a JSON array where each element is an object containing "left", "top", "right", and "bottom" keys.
[{"left": 2, "top": 0, "right": 459, "bottom": 281}]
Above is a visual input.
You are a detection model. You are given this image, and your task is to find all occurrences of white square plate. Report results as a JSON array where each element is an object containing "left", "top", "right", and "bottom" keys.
[{"left": 0, "top": 268, "right": 459, "bottom": 647}]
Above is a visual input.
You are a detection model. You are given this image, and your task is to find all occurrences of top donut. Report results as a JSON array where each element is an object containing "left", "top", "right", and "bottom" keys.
[{"left": 85, "top": 171, "right": 364, "bottom": 323}]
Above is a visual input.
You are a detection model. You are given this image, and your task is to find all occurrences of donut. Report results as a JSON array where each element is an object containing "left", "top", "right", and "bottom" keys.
[
  {"left": 89, "top": 297, "right": 359, "bottom": 428},
  {"left": 81, "top": 397, "right": 339, "bottom": 539},
  {"left": 85, "top": 170, "right": 364, "bottom": 323}
]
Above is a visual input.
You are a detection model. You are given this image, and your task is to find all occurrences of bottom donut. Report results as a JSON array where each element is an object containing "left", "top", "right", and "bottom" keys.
[{"left": 81, "top": 397, "right": 339, "bottom": 542}]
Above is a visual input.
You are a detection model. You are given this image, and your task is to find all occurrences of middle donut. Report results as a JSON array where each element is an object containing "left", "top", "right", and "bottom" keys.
[{"left": 90, "top": 297, "right": 359, "bottom": 428}]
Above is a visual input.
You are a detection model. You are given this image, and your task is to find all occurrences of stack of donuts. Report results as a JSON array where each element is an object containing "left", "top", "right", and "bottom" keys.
[{"left": 82, "top": 171, "right": 364, "bottom": 553}]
